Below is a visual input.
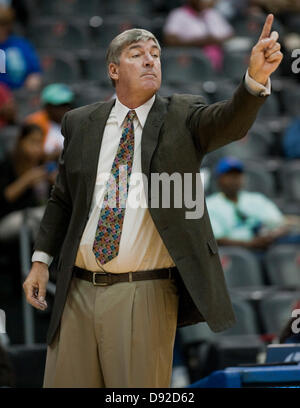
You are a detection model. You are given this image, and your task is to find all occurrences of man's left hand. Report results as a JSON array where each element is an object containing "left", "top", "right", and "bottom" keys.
[{"left": 248, "top": 14, "right": 283, "bottom": 86}]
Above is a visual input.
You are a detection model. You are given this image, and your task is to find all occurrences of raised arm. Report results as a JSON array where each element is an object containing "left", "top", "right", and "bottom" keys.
[{"left": 187, "top": 14, "right": 283, "bottom": 154}]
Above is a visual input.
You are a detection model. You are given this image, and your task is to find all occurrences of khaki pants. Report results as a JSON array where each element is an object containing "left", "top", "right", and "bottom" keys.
[{"left": 43, "top": 276, "right": 179, "bottom": 388}]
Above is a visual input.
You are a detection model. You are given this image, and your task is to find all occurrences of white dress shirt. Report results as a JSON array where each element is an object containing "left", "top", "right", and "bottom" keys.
[
  {"left": 32, "top": 74, "right": 271, "bottom": 271},
  {"left": 44, "top": 121, "right": 64, "bottom": 154}
]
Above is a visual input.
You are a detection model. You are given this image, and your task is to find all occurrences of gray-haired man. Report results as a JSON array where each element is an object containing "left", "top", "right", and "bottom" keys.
[{"left": 23, "top": 16, "right": 282, "bottom": 387}]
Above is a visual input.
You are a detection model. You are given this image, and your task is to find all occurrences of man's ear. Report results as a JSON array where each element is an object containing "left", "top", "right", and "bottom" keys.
[{"left": 108, "top": 62, "right": 119, "bottom": 82}]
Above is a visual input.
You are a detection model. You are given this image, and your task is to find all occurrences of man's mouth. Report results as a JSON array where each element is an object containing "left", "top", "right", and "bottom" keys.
[{"left": 141, "top": 73, "right": 156, "bottom": 77}]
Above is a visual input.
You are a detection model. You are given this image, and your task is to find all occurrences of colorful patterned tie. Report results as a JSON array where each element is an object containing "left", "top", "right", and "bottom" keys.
[{"left": 92, "top": 110, "right": 136, "bottom": 265}]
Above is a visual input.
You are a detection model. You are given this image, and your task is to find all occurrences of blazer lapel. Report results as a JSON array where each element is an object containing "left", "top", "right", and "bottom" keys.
[
  {"left": 82, "top": 99, "right": 115, "bottom": 209},
  {"left": 141, "top": 95, "right": 167, "bottom": 190}
]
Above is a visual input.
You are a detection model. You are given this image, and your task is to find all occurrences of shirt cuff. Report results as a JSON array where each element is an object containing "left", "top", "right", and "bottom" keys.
[
  {"left": 244, "top": 69, "right": 271, "bottom": 97},
  {"left": 32, "top": 251, "right": 53, "bottom": 267}
]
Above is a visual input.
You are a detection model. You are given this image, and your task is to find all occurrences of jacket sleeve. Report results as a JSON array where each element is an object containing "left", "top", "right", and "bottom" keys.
[
  {"left": 186, "top": 79, "right": 268, "bottom": 155},
  {"left": 33, "top": 112, "right": 72, "bottom": 256}
]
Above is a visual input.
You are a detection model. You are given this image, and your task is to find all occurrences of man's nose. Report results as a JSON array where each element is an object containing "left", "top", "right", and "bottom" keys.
[{"left": 143, "top": 54, "right": 154, "bottom": 67}]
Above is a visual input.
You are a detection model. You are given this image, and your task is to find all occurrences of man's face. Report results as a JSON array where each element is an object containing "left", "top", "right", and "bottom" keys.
[
  {"left": 218, "top": 170, "right": 244, "bottom": 197},
  {"left": 109, "top": 39, "right": 162, "bottom": 101},
  {"left": 21, "top": 130, "right": 44, "bottom": 162},
  {"left": 45, "top": 103, "right": 72, "bottom": 124},
  {"left": 0, "top": 19, "right": 12, "bottom": 42},
  {"left": 0, "top": 8, "right": 14, "bottom": 43},
  {"left": 0, "top": 97, "right": 16, "bottom": 123}
]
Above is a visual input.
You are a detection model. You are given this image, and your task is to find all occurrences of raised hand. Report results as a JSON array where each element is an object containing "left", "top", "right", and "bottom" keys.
[{"left": 248, "top": 14, "right": 283, "bottom": 86}]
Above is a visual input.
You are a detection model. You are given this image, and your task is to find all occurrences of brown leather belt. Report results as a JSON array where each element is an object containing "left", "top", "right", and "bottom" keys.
[{"left": 73, "top": 265, "right": 175, "bottom": 286}]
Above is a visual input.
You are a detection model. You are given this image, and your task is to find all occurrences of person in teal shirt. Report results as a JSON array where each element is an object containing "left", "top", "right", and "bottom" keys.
[{"left": 206, "top": 157, "right": 290, "bottom": 250}]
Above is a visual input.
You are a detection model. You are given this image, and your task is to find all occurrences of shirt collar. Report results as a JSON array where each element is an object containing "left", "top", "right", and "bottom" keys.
[{"left": 114, "top": 94, "right": 156, "bottom": 129}]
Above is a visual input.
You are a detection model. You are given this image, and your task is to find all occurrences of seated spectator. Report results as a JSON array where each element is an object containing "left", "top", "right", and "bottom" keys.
[
  {"left": 0, "top": 123, "right": 56, "bottom": 241},
  {"left": 0, "top": 5, "right": 42, "bottom": 90},
  {"left": 163, "top": 0, "right": 234, "bottom": 71},
  {"left": 206, "top": 157, "right": 289, "bottom": 250},
  {"left": 26, "top": 83, "right": 74, "bottom": 161},
  {"left": 282, "top": 117, "right": 300, "bottom": 159},
  {"left": 0, "top": 82, "right": 16, "bottom": 128}
]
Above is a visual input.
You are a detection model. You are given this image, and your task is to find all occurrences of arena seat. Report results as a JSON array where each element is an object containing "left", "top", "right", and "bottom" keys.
[
  {"left": 280, "top": 160, "right": 300, "bottom": 202},
  {"left": 40, "top": 51, "right": 81, "bottom": 83},
  {"left": 279, "top": 201, "right": 300, "bottom": 217},
  {"left": 0, "top": 126, "right": 18, "bottom": 154},
  {"left": 256, "top": 94, "right": 280, "bottom": 119},
  {"left": 179, "top": 322, "right": 217, "bottom": 345},
  {"left": 13, "top": 89, "right": 42, "bottom": 120},
  {"left": 209, "top": 79, "right": 236, "bottom": 103},
  {"left": 29, "top": 19, "right": 89, "bottom": 51},
  {"left": 34, "top": 0, "right": 103, "bottom": 17},
  {"left": 281, "top": 83, "right": 300, "bottom": 117},
  {"left": 180, "top": 296, "right": 260, "bottom": 342},
  {"left": 243, "top": 162, "right": 277, "bottom": 198},
  {"left": 179, "top": 298, "right": 263, "bottom": 382},
  {"left": 104, "top": 0, "right": 153, "bottom": 15},
  {"left": 213, "top": 124, "right": 273, "bottom": 160},
  {"left": 158, "top": 84, "right": 183, "bottom": 98},
  {"left": 7, "top": 344, "right": 47, "bottom": 388},
  {"left": 90, "top": 15, "right": 151, "bottom": 49},
  {"left": 72, "top": 83, "right": 115, "bottom": 107},
  {"left": 265, "top": 245, "right": 300, "bottom": 288},
  {"left": 221, "top": 296, "right": 260, "bottom": 336},
  {"left": 80, "top": 52, "right": 110, "bottom": 85},
  {"left": 285, "top": 15, "right": 300, "bottom": 34},
  {"left": 148, "top": 14, "right": 166, "bottom": 43},
  {"left": 219, "top": 246, "right": 264, "bottom": 288},
  {"left": 259, "top": 291, "right": 300, "bottom": 335},
  {"left": 223, "top": 50, "right": 250, "bottom": 82},
  {"left": 232, "top": 15, "right": 285, "bottom": 39},
  {"left": 161, "top": 48, "right": 213, "bottom": 85}
]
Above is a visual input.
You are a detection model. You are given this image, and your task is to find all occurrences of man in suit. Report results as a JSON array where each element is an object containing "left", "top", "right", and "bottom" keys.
[{"left": 23, "top": 14, "right": 282, "bottom": 387}]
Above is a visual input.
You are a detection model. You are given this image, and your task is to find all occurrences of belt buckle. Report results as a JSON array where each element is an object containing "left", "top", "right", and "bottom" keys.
[{"left": 92, "top": 271, "right": 109, "bottom": 286}]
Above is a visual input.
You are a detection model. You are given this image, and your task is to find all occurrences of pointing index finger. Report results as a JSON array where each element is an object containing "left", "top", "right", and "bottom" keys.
[{"left": 259, "top": 14, "right": 274, "bottom": 40}]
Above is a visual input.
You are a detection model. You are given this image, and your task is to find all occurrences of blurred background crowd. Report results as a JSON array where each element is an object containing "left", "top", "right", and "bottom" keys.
[{"left": 0, "top": 0, "right": 300, "bottom": 388}]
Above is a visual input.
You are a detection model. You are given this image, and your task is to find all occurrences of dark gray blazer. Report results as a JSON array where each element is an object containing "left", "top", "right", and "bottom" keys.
[{"left": 34, "top": 81, "right": 267, "bottom": 345}]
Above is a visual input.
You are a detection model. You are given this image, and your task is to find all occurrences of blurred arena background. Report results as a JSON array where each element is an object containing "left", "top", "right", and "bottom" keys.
[{"left": 0, "top": 0, "right": 300, "bottom": 388}]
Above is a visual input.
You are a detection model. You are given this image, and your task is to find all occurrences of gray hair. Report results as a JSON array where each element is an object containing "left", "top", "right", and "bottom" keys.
[{"left": 106, "top": 28, "right": 161, "bottom": 87}]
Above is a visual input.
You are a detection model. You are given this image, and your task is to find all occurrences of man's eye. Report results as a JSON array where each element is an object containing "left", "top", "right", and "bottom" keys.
[
  {"left": 152, "top": 54, "right": 159, "bottom": 58},
  {"left": 132, "top": 54, "right": 140, "bottom": 58}
]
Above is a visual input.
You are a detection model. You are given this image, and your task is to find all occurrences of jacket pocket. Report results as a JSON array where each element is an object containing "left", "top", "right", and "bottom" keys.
[{"left": 207, "top": 238, "right": 218, "bottom": 255}]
